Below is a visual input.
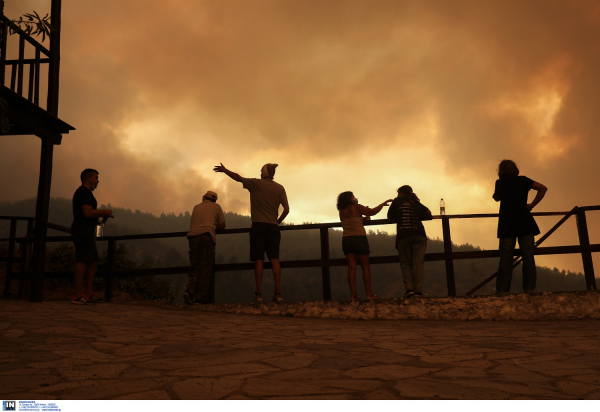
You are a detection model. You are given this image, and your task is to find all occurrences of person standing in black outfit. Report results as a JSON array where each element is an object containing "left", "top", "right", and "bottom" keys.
[
  {"left": 387, "top": 185, "right": 432, "bottom": 298},
  {"left": 493, "top": 160, "right": 547, "bottom": 295},
  {"left": 71, "top": 169, "right": 113, "bottom": 304}
]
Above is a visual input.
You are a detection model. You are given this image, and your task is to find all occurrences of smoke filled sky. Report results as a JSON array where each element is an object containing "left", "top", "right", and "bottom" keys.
[{"left": 2, "top": 1, "right": 600, "bottom": 273}]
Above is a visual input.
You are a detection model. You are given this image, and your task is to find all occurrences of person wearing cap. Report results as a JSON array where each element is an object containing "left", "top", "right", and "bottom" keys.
[
  {"left": 213, "top": 162, "right": 289, "bottom": 303},
  {"left": 184, "top": 190, "right": 226, "bottom": 304}
]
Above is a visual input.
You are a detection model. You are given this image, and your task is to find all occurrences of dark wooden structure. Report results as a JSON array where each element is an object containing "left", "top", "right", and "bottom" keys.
[
  {"left": 1, "top": 0, "right": 74, "bottom": 302},
  {"left": 1, "top": 207, "right": 598, "bottom": 302}
]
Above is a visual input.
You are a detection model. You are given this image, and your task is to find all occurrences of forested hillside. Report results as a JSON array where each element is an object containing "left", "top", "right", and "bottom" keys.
[{"left": 0, "top": 197, "right": 589, "bottom": 303}]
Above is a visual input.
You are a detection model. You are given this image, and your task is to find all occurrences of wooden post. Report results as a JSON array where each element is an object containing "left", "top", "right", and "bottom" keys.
[
  {"left": 30, "top": 138, "right": 54, "bottom": 302},
  {"left": 18, "top": 220, "right": 34, "bottom": 299},
  {"left": 17, "top": 35, "right": 24, "bottom": 96},
  {"left": 3, "top": 218, "right": 17, "bottom": 298},
  {"left": 208, "top": 266, "right": 216, "bottom": 304},
  {"left": 441, "top": 216, "right": 456, "bottom": 296},
  {"left": 104, "top": 239, "right": 117, "bottom": 302},
  {"left": 47, "top": 0, "right": 62, "bottom": 116},
  {"left": 320, "top": 227, "right": 332, "bottom": 301},
  {"left": 0, "top": 20, "right": 7, "bottom": 87},
  {"left": 576, "top": 209, "right": 597, "bottom": 291}
]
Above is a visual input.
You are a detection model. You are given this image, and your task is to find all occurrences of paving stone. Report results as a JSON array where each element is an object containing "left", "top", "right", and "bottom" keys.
[
  {"left": 242, "top": 377, "right": 348, "bottom": 397},
  {"left": 113, "top": 345, "right": 160, "bottom": 357},
  {"left": 58, "top": 363, "right": 130, "bottom": 380},
  {"left": 114, "top": 390, "right": 171, "bottom": 400},
  {"left": 570, "top": 374, "right": 600, "bottom": 385},
  {"left": 172, "top": 377, "right": 243, "bottom": 399},
  {"left": 342, "top": 364, "right": 440, "bottom": 380},
  {"left": 262, "top": 354, "right": 318, "bottom": 370},
  {"left": 364, "top": 389, "right": 398, "bottom": 399},
  {"left": 3, "top": 329, "right": 25, "bottom": 338},
  {"left": 433, "top": 367, "right": 489, "bottom": 378},
  {"left": 306, "top": 379, "right": 382, "bottom": 392},
  {"left": 420, "top": 353, "right": 483, "bottom": 364},
  {"left": 168, "top": 362, "right": 280, "bottom": 377},
  {"left": 395, "top": 378, "right": 507, "bottom": 399},
  {"left": 557, "top": 380, "right": 600, "bottom": 397}
]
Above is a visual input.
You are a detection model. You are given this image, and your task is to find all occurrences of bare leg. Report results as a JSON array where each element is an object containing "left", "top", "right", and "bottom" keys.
[
  {"left": 271, "top": 259, "right": 282, "bottom": 294},
  {"left": 74, "top": 262, "right": 87, "bottom": 297},
  {"left": 345, "top": 254, "right": 359, "bottom": 299},
  {"left": 84, "top": 262, "right": 99, "bottom": 297},
  {"left": 254, "top": 260, "right": 264, "bottom": 293},
  {"left": 357, "top": 254, "right": 376, "bottom": 298}
]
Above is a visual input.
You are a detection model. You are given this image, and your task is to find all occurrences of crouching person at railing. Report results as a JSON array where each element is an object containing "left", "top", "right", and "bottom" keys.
[
  {"left": 493, "top": 160, "right": 547, "bottom": 295},
  {"left": 184, "top": 191, "right": 226, "bottom": 305},
  {"left": 387, "top": 185, "right": 432, "bottom": 298},
  {"left": 337, "top": 191, "right": 392, "bottom": 301},
  {"left": 71, "top": 169, "right": 113, "bottom": 305}
]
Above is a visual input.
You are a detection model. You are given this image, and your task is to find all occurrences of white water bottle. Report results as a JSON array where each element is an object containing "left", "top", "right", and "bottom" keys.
[
  {"left": 440, "top": 198, "right": 446, "bottom": 215},
  {"left": 96, "top": 222, "right": 104, "bottom": 237}
]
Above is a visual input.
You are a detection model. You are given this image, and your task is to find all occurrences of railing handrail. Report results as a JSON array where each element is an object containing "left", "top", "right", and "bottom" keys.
[
  {"left": 1, "top": 205, "right": 598, "bottom": 301},
  {"left": 0, "top": 209, "right": 584, "bottom": 243},
  {"left": 0, "top": 17, "right": 53, "bottom": 58}
]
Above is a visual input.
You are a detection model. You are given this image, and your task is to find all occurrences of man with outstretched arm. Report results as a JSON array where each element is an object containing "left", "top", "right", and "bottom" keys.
[
  {"left": 71, "top": 169, "right": 113, "bottom": 305},
  {"left": 213, "top": 162, "right": 289, "bottom": 302}
]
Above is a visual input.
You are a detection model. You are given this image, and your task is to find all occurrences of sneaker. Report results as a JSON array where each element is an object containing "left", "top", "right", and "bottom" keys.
[
  {"left": 71, "top": 296, "right": 92, "bottom": 305},
  {"left": 254, "top": 292, "right": 263, "bottom": 303},
  {"left": 414, "top": 292, "right": 427, "bottom": 297},
  {"left": 273, "top": 293, "right": 283, "bottom": 302},
  {"left": 183, "top": 292, "right": 195, "bottom": 305},
  {"left": 402, "top": 290, "right": 415, "bottom": 298},
  {"left": 86, "top": 294, "right": 105, "bottom": 303}
]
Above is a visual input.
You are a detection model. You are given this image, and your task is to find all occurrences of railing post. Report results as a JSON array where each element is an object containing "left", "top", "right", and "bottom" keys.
[
  {"left": 0, "top": 21, "right": 7, "bottom": 87},
  {"left": 320, "top": 227, "right": 332, "bottom": 301},
  {"left": 104, "top": 239, "right": 117, "bottom": 302},
  {"left": 18, "top": 219, "right": 34, "bottom": 300},
  {"left": 576, "top": 209, "right": 597, "bottom": 291},
  {"left": 208, "top": 266, "right": 216, "bottom": 304},
  {"left": 441, "top": 216, "right": 456, "bottom": 296},
  {"left": 3, "top": 218, "right": 17, "bottom": 298}
]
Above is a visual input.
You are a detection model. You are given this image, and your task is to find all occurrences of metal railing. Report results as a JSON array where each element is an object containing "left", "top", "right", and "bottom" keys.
[{"left": 1, "top": 206, "right": 599, "bottom": 302}]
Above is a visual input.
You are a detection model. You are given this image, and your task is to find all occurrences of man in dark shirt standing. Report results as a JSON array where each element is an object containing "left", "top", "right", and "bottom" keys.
[
  {"left": 71, "top": 169, "right": 113, "bottom": 304},
  {"left": 493, "top": 160, "right": 547, "bottom": 295}
]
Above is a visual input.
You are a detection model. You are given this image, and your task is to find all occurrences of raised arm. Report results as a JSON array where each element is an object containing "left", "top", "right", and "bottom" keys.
[
  {"left": 213, "top": 163, "right": 244, "bottom": 182},
  {"left": 358, "top": 199, "right": 393, "bottom": 216},
  {"left": 527, "top": 182, "right": 547, "bottom": 210}
]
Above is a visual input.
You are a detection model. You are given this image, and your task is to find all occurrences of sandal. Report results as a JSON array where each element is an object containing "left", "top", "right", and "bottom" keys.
[
  {"left": 350, "top": 296, "right": 361, "bottom": 301},
  {"left": 367, "top": 295, "right": 380, "bottom": 300}
]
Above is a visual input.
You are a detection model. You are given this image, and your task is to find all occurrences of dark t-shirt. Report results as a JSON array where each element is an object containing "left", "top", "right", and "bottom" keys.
[
  {"left": 494, "top": 176, "right": 540, "bottom": 238},
  {"left": 72, "top": 186, "right": 98, "bottom": 227},
  {"left": 387, "top": 196, "right": 430, "bottom": 246}
]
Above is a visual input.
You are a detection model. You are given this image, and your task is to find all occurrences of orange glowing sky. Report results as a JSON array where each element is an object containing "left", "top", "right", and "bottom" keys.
[{"left": 2, "top": 0, "right": 600, "bottom": 273}]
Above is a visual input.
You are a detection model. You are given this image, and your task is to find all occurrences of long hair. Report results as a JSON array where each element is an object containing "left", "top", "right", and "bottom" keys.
[
  {"left": 398, "top": 185, "right": 420, "bottom": 202},
  {"left": 336, "top": 191, "right": 354, "bottom": 211},
  {"left": 497, "top": 159, "right": 519, "bottom": 178}
]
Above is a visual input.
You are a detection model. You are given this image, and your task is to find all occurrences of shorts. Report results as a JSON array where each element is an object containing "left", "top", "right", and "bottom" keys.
[
  {"left": 342, "top": 235, "right": 370, "bottom": 256},
  {"left": 72, "top": 224, "right": 100, "bottom": 264},
  {"left": 249, "top": 222, "right": 281, "bottom": 261}
]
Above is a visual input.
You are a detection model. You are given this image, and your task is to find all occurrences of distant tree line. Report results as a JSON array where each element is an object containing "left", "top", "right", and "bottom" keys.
[{"left": 0, "top": 197, "right": 589, "bottom": 303}]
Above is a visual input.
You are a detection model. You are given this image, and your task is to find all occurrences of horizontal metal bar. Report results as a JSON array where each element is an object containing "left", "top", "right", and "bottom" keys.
[
  {"left": 0, "top": 216, "right": 35, "bottom": 220},
  {"left": 29, "top": 243, "right": 600, "bottom": 281},
  {"left": 4, "top": 58, "right": 51, "bottom": 65}
]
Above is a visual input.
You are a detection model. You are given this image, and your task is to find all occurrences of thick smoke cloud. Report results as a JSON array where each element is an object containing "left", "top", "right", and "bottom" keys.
[{"left": 2, "top": 1, "right": 600, "bottom": 271}]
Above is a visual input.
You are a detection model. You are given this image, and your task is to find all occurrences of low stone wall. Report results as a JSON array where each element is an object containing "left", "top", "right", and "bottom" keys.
[{"left": 186, "top": 291, "right": 600, "bottom": 321}]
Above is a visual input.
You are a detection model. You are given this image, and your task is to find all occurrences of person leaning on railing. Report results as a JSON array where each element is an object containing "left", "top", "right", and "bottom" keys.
[
  {"left": 387, "top": 185, "right": 432, "bottom": 298},
  {"left": 493, "top": 159, "right": 547, "bottom": 295},
  {"left": 337, "top": 191, "right": 392, "bottom": 301}
]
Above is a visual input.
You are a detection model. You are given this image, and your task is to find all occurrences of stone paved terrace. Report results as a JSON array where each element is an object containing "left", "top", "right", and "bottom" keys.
[{"left": 1, "top": 295, "right": 600, "bottom": 400}]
